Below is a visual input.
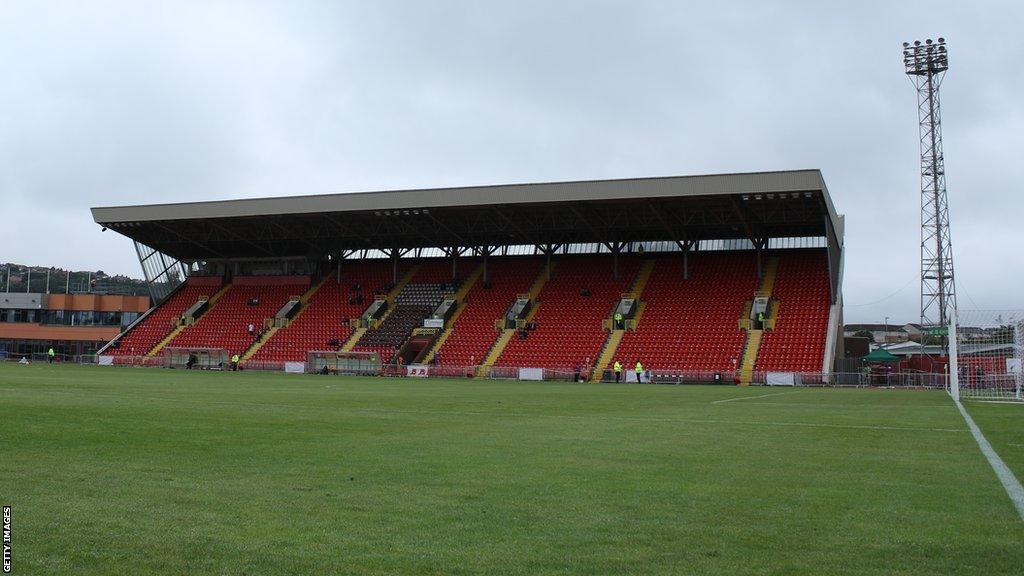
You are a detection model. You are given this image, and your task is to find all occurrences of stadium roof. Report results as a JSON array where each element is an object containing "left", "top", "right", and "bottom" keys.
[{"left": 92, "top": 169, "right": 843, "bottom": 261}]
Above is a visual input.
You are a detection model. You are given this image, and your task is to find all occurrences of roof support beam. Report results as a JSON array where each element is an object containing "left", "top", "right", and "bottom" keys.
[
  {"left": 260, "top": 217, "right": 321, "bottom": 255},
  {"left": 207, "top": 221, "right": 276, "bottom": 257},
  {"left": 425, "top": 213, "right": 469, "bottom": 247},
  {"left": 729, "top": 196, "right": 759, "bottom": 245},
  {"left": 602, "top": 241, "right": 626, "bottom": 280},
  {"left": 538, "top": 243, "right": 561, "bottom": 280},
  {"left": 491, "top": 207, "right": 539, "bottom": 247},
  {"left": 568, "top": 204, "right": 608, "bottom": 245},
  {"left": 152, "top": 222, "right": 227, "bottom": 259}
]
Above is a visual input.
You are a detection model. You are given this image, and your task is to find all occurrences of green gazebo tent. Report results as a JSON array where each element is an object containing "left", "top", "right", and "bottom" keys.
[{"left": 863, "top": 348, "right": 900, "bottom": 363}]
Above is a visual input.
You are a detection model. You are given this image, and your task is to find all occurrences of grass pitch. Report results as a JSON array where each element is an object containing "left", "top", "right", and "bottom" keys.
[{"left": 1, "top": 364, "right": 1022, "bottom": 575}]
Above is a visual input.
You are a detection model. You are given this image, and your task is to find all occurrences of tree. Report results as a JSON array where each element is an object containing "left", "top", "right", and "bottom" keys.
[{"left": 853, "top": 329, "right": 875, "bottom": 342}]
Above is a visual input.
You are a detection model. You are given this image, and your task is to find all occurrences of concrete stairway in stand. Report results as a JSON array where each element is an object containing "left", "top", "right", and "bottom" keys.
[
  {"left": 240, "top": 276, "right": 331, "bottom": 362},
  {"left": 477, "top": 263, "right": 554, "bottom": 377},
  {"left": 737, "top": 329, "right": 763, "bottom": 385},
  {"left": 147, "top": 282, "right": 232, "bottom": 357},
  {"left": 420, "top": 264, "right": 484, "bottom": 364},
  {"left": 589, "top": 259, "right": 655, "bottom": 382},
  {"left": 737, "top": 257, "right": 779, "bottom": 384}
]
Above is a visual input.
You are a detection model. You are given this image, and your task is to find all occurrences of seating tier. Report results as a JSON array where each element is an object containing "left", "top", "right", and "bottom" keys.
[
  {"left": 495, "top": 256, "right": 640, "bottom": 371},
  {"left": 434, "top": 257, "right": 545, "bottom": 367},
  {"left": 614, "top": 253, "right": 758, "bottom": 373}
]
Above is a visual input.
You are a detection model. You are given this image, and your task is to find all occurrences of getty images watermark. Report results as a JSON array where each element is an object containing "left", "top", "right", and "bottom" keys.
[{"left": 3, "top": 506, "right": 10, "bottom": 573}]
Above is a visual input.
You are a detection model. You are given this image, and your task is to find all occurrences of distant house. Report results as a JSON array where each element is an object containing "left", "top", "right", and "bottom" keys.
[
  {"left": 902, "top": 323, "right": 923, "bottom": 339},
  {"left": 843, "top": 323, "right": 909, "bottom": 346}
]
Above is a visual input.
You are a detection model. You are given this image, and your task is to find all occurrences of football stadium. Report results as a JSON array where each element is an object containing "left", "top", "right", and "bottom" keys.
[
  {"left": 3, "top": 3, "right": 1024, "bottom": 569},
  {"left": 90, "top": 170, "right": 843, "bottom": 383},
  {"left": 2, "top": 169, "right": 1022, "bottom": 574}
]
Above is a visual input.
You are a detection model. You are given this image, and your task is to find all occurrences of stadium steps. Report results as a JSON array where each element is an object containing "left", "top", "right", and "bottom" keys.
[
  {"left": 478, "top": 263, "right": 554, "bottom": 376},
  {"left": 527, "top": 261, "right": 555, "bottom": 300},
  {"left": 477, "top": 329, "right": 516, "bottom": 377},
  {"left": 301, "top": 274, "right": 332, "bottom": 306},
  {"left": 629, "top": 259, "right": 656, "bottom": 296},
  {"left": 756, "top": 257, "right": 780, "bottom": 297},
  {"left": 97, "top": 280, "right": 190, "bottom": 355},
  {"left": 241, "top": 326, "right": 279, "bottom": 362},
  {"left": 362, "top": 264, "right": 422, "bottom": 332},
  {"left": 147, "top": 282, "right": 232, "bottom": 357},
  {"left": 736, "top": 256, "right": 779, "bottom": 382},
  {"left": 454, "top": 263, "right": 484, "bottom": 301},
  {"left": 241, "top": 275, "right": 331, "bottom": 363},
  {"left": 387, "top": 264, "right": 421, "bottom": 302},
  {"left": 341, "top": 328, "right": 366, "bottom": 352},
  {"left": 589, "top": 260, "right": 654, "bottom": 382},
  {"left": 738, "top": 301, "right": 753, "bottom": 330},
  {"left": 590, "top": 329, "right": 625, "bottom": 383},
  {"left": 632, "top": 300, "right": 648, "bottom": 326},
  {"left": 762, "top": 299, "right": 778, "bottom": 330},
  {"left": 147, "top": 325, "right": 187, "bottom": 358},
  {"left": 738, "top": 329, "right": 763, "bottom": 385},
  {"left": 420, "top": 264, "right": 484, "bottom": 364}
]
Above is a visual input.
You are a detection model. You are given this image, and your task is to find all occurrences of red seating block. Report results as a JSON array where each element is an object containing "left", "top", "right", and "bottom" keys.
[
  {"left": 434, "top": 257, "right": 545, "bottom": 367},
  {"left": 167, "top": 277, "right": 308, "bottom": 358},
  {"left": 614, "top": 253, "right": 757, "bottom": 374},
  {"left": 108, "top": 277, "right": 223, "bottom": 356},
  {"left": 495, "top": 256, "right": 641, "bottom": 371},
  {"left": 755, "top": 251, "right": 831, "bottom": 374},
  {"left": 250, "top": 260, "right": 402, "bottom": 363}
]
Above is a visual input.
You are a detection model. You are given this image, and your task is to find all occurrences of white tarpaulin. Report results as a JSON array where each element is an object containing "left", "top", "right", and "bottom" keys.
[
  {"left": 407, "top": 365, "right": 430, "bottom": 377},
  {"left": 766, "top": 372, "right": 796, "bottom": 386},
  {"left": 284, "top": 362, "right": 305, "bottom": 374},
  {"left": 96, "top": 355, "right": 114, "bottom": 366},
  {"left": 628, "top": 370, "right": 649, "bottom": 383},
  {"left": 518, "top": 368, "right": 543, "bottom": 381},
  {"left": 423, "top": 318, "right": 444, "bottom": 329},
  {"left": 1007, "top": 358, "right": 1022, "bottom": 374}
]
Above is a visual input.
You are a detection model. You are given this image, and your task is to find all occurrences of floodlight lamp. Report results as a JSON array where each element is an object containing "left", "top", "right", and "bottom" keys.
[
  {"left": 903, "top": 42, "right": 910, "bottom": 48},
  {"left": 938, "top": 37, "right": 945, "bottom": 43},
  {"left": 914, "top": 40, "right": 921, "bottom": 46}
]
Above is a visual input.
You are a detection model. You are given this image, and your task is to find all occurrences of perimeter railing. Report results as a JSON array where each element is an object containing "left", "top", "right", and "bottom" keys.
[{"left": 57, "top": 355, "right": 955, "bottom": 389}]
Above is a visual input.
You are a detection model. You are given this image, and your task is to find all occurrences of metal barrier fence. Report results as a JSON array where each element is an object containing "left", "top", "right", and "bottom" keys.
[
  {"left": 56, "top": 355, "right": 952, "bottom": 389},
  {"left": 17, "top": 352, "right": 104, "bottom": 365}
]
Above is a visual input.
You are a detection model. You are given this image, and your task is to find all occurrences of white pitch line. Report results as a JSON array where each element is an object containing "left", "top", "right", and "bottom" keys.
[
  {"left": 711, "top": 391, "right": 799, "bottom": 404},
  {"left": 955, "top": 400, "right": 1024, "bottom": 521}
]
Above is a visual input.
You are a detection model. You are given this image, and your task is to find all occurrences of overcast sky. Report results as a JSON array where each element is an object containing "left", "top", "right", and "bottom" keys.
[{"left": 1, "top": 1, "right": 1020, "bottom": 323}]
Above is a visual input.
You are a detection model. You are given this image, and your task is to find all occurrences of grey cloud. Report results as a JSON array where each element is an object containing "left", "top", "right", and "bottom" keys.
[{"left": 1, "top": 0, "right": 1021, "bottom": 324}]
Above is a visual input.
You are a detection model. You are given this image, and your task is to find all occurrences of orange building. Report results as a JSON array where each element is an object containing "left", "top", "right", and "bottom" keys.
[{"left": 0, "top": 292, "right": 149, "bottom": 360}]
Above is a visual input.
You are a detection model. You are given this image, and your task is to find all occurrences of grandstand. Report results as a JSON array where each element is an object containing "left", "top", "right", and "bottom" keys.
[{"left": 92, "top": 170, "right": 844, "bottom": 382}]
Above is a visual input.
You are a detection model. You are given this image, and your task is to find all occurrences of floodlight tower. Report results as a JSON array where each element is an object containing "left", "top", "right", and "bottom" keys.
[{"left": 903, "top": 37, "right": 956, "bottom": 331}]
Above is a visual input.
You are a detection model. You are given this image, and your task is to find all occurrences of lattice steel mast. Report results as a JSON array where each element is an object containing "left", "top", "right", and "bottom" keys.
[{"left": 904, "top": 37, "right": 956, "bottom": 330}]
